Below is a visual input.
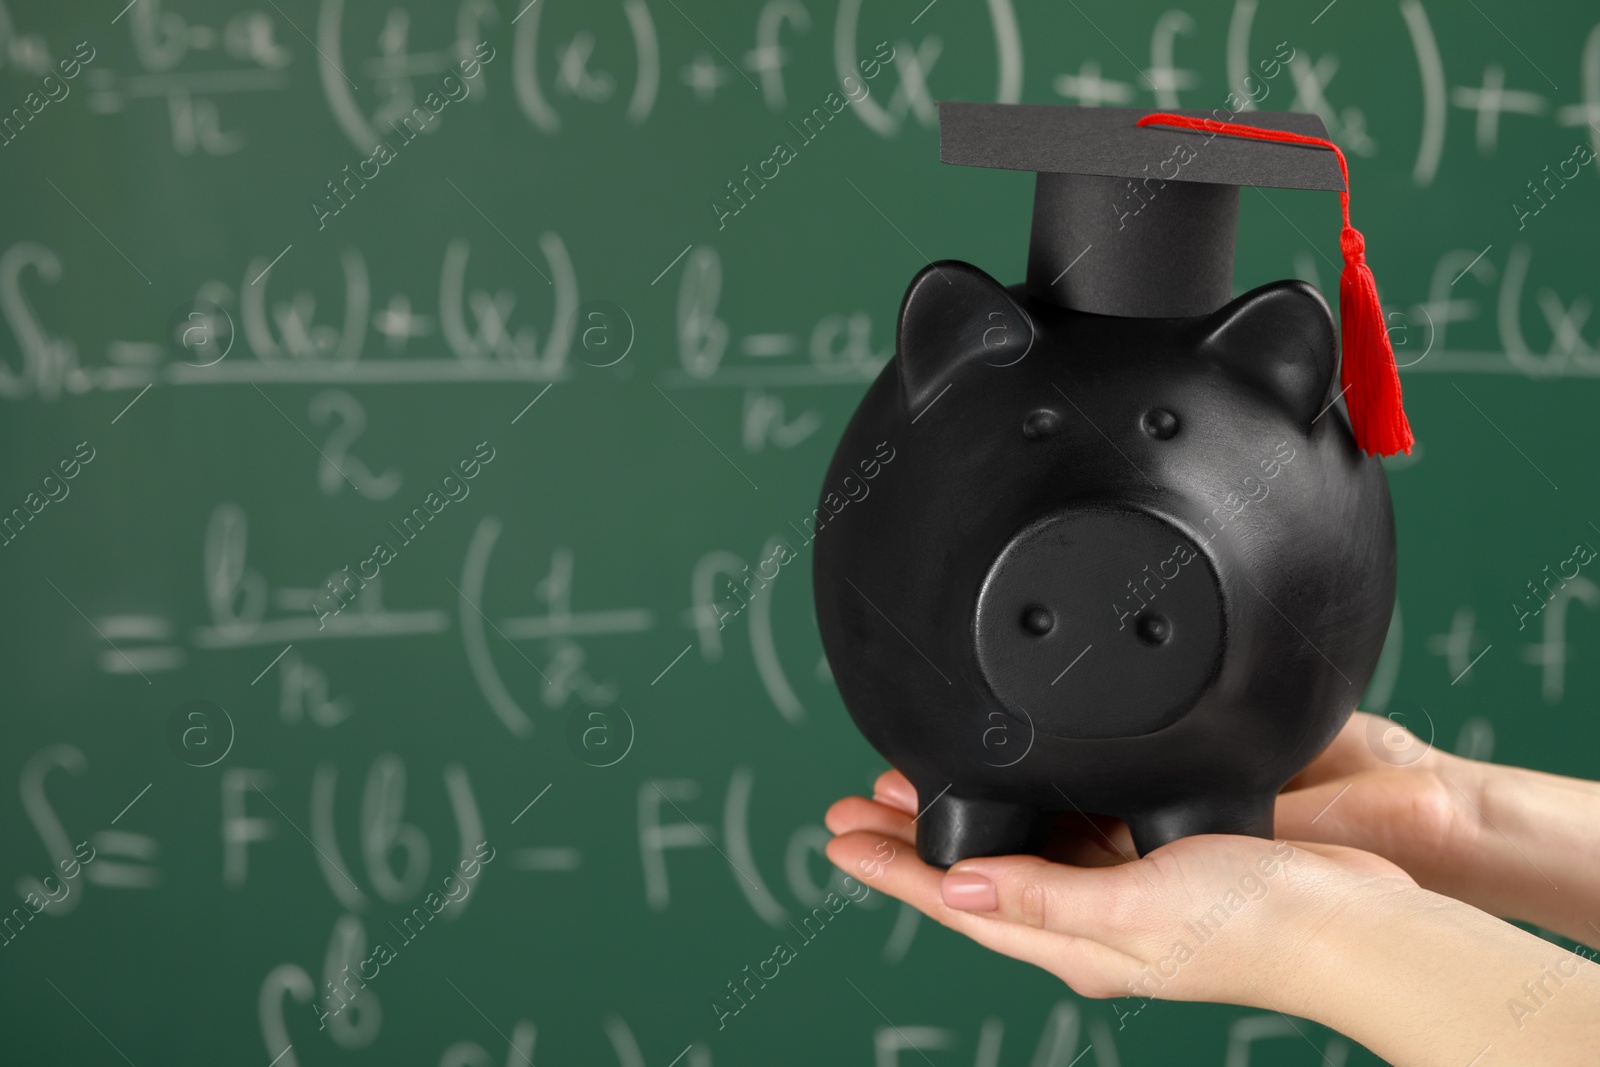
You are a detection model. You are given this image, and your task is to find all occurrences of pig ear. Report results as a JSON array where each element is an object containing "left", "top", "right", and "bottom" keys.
[
  {"left": 1194, "top": 279, "right": 1338, "bottom": 427},
  {"left": 896, "top": 260, "right": 1033, "bottom": 412}
]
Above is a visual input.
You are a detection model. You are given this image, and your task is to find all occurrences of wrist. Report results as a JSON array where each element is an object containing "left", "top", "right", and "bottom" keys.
[
  {"left": 1261, "top": 872, "right": 1437, "bottom": 1024},
  {"left": 1295, "top": 883, "right": 1600, "bottom": 1064},
  {"left": 1287, "top": 882, "right": 1478, "bottom": 1048},
  {"left": 1469, "top": 759, "right": 1600, "bottom": 942},
  {"left": 1402, "top": 745, "right": 1498, "bottom": 895},
  {"left": 1434, "top": 745, "right": 1492, "bottom": 811}
]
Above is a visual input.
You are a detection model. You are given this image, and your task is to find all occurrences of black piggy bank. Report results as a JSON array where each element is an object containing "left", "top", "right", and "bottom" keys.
[{"left": 812, "top": 261, "right": 1396, "bottom": 867}]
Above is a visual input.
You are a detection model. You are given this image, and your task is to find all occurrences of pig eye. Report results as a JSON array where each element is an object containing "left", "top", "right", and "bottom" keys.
[
  {"left": 1022, "top": 408, "right": 1061, "bottom": 440},
  {"left": 1142, "top": 408, "right": 1179, "bottom": 440}
]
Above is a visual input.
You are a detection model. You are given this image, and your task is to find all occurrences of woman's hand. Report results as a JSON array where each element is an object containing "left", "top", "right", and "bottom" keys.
[
  {"left": 1276, "top": 712, "right": 1600, "bottom": 947},
  {"left": 870, "top": 710, "right": 1600, "bottom": 946},
  {"left": 1273, "top": 711, "right": 1490, "bottom": 900},
  {"left": 825, "top": 773, "right": 1417, "bottom": 1010},
  {"left": 827, "top": 770, "right": 1600, "bottom": 1066}
]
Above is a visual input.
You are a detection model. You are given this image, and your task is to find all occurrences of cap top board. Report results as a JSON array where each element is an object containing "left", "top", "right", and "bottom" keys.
[{"left": 937, "top": 103, "right": 1345, "bottom": 191}]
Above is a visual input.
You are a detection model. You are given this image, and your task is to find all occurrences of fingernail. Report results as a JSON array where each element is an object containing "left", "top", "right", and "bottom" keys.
[{"left": 942, "top": 871, "right": 997, "bottom": 912}]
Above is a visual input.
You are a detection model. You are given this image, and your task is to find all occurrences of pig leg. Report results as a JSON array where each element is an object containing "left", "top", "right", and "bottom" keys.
[
  {"left": 1124, "top": 794, "right": 1276, "bottom": 858},
  {"left": 914, "top": 791, "right": 1054, "bottom": 870}
]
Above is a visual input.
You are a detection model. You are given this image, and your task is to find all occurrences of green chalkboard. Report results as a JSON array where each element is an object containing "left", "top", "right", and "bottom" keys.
[{"left": 2, "top": 0, "right": 1598, "bottom": 1064}]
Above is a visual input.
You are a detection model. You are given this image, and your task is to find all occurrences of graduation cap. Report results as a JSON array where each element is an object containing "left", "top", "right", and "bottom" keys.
[{"left": 937, "top": 103, "right": 1413, "bottom": 457}]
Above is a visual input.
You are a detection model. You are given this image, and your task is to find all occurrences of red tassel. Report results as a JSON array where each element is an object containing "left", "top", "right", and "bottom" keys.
[
  {"left": 1135, "top": 113, "right": 1414, "bottom": 457},
  {"left": 1336, "top": 228, "right": 1413, "bottom": 456}
]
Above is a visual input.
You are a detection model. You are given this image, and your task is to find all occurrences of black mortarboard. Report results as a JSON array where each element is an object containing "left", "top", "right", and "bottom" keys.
[
  {"left": 937, "top": 103, "right": 1346, "bottom": 319},
  {"left": 937, "top": 103, "right": 1414, "bottom": 456}
]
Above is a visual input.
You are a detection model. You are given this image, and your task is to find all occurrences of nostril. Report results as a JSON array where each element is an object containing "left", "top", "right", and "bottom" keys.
[
  {"left": 1142, "top": 408, "right": 1179, "bottom": 440},
  {"left": 1136, "top": 614, "right": 1171, "bottom": 645},
  {"left": 1023, "top": 409, "right": 1062, "bottom": 440},
  {"left": 1021, "top": 605, "right": 1054, "bottom": 635}
]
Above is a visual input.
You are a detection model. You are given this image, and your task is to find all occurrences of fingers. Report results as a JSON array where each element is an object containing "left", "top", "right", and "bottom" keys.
[
  {"left": 1275, "top": 778, "right": 1371, "bottom": 839},
  {"left": 826, "top": 830, "right": 945, "bottom": 912},
  {"left": 941, "top": 853, "right": 1144, "bottom": 943},
  {"left": 871, "top": 770, "right": 917, "bottom": 815},
  {"left": 824, "top": 829, "right": 1138, "bottom": 998},
  {"left": 1284, "top": 711, "right": 1446, "bottom": 792},
  {"left": 825, "top": 795, "right": 915, "bottom": 845}
]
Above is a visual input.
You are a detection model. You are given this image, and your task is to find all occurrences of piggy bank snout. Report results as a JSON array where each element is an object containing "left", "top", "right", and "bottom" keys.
[{"left": 973, "top": 507, "right": 1224, "bottom": 740}]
